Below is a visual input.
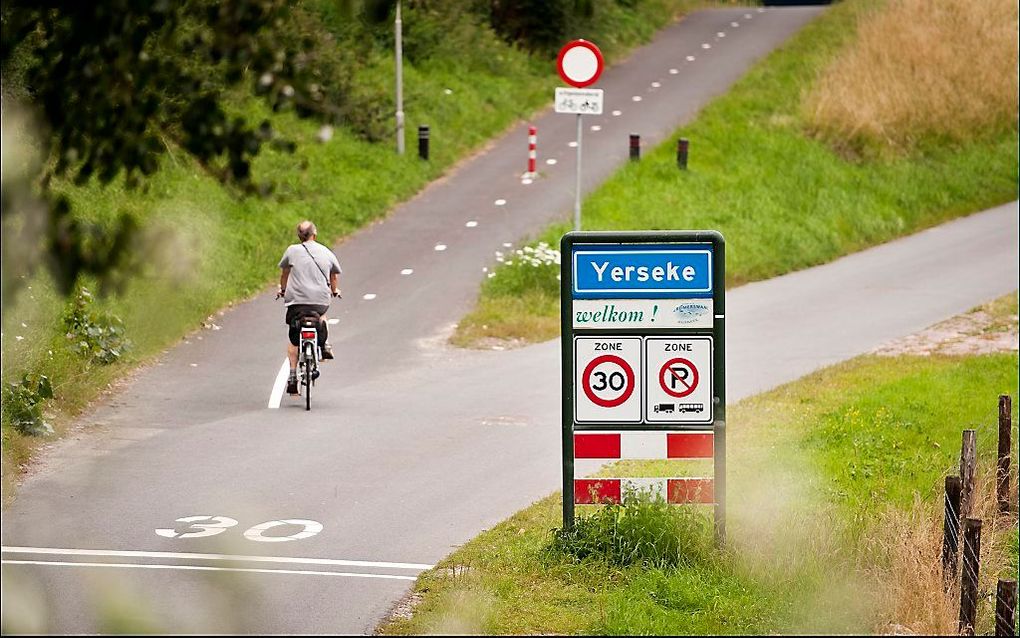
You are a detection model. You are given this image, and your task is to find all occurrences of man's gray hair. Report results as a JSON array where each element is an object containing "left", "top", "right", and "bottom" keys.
[{"left": 297, "top": 220, "right": 317, "bottom": 242}]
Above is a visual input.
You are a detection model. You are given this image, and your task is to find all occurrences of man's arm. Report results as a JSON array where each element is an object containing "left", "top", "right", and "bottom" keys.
[
  {"left": 329, "top": 271, "right": 340, "bottom": 297},
  {"left": 279, "top": 266, "right": 291, "bottom": 296}
]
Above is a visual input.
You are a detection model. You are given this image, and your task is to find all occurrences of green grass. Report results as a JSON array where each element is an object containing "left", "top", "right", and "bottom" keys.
[
  {"left": 1, "top": 0, "right": 717, "bottom": 488},
  {"left": 454, "top": 0, "right": 1020, "bottom": 346},
  {"left": 381, "top": 297, "right": 1019, "bottom": 635}
]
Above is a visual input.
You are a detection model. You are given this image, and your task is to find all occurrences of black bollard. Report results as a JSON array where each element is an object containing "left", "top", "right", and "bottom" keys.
[
  {"left": 677, "top": 137, "right": 689, "bottom": 170},
  {"left": 629, "top": 134, "right": 640, "bottom": 161},
  {"left": 418, "top": 125, "right": 430, "bottom": 161}
]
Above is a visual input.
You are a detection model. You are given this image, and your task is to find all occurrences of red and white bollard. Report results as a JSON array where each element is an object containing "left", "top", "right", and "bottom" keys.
[{"left": 523, "top": 125, "right": 537, "bottom": 180}]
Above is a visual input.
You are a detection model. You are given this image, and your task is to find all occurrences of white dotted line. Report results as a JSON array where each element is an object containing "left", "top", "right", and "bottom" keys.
[
  {"left": 590, "top": 125, "right": 602, "bottom": 132},
  {"left": 400, "top": 268, "right": 414, "bottom": 276},
  {"left": 465, "top": 220, "right": 478, "bottom": 228},
  {"left": 612, "top": 110, "right": 622, "bottom": 116},
  {"left": 686, "top": 55, "right": 696, "bottom": 62},
  {"left": 546, "top": 158, "right": 558, "bottom": 165},
  {"left": 632, "top": 95, "right": 643, "bottom": 102},
  {"left": 362, "top": 293, "right": 377, "bottom": 301},
  {"left": 434, "top": 244, "right": 447, "bottom": 252}
]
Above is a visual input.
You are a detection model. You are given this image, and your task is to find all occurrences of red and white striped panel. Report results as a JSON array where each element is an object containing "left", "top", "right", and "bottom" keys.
[
  {"left": 574, "top": 478, "right": 714, "bottom": 505},
  {"left": 574, "top": 431, "right": 713, "bottom": 460}
]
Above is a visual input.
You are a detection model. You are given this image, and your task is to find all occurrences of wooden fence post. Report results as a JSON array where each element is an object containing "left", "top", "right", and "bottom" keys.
[
  {"left": 960, "top": 430, "right": 977, "bottom": 520},
  {"left": 959, "top": 517, "right": 982, "bottom": 635},
  {"left": 998, "top": 395, "right": 1013, "bottom": 514},
  {"left": 942, "top": 475, "right": 963, "bottom": 589},
  {"left": 997, "top": 579, "right": 1017, "bottom": 637}
]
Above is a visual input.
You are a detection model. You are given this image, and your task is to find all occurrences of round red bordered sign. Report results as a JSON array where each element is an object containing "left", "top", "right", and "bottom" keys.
[
  {"left": 557, "top": 39, "right": 604, "bottom": 88},
  {"left": 659, "top": 357, "right": 699, "bottom": 398},
  {"left": 582, "top": 354, "right": 635, "bottom": 408}
]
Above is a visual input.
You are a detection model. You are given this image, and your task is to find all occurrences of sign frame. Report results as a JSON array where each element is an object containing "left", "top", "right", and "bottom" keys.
[{"left": 560, "top": 230, "right": 727, "bottom": 544}]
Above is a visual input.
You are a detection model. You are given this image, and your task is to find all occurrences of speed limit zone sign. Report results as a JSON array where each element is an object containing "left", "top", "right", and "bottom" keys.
[{"left": 575, "top": 337, "right": 641, "bottom": 423}]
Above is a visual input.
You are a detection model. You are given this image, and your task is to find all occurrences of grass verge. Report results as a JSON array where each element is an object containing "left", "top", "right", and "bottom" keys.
[
  {"left": 381, "top": 295, "right": 1019, "bottom": 635},
  {"left": 454, "top": 0, "right": 1019, "bottom": 347}
]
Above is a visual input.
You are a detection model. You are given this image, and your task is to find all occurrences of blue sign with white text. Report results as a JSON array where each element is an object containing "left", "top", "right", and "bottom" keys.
[{"left": 572, "top": 244, "right": 713, "bottom": 299}]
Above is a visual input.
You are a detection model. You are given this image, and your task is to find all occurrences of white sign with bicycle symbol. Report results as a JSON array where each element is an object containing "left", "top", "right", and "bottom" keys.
[
  {"left": 644, "top": 337, "right": 712, "bottom": 424},
  {"left": 574, "top": 337, "right": 642, "bottom": 423}
]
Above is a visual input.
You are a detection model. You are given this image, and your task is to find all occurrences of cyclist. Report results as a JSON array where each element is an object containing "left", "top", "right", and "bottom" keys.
[{"left": 277, "top": 220, "right": 342, "bottom": 395}]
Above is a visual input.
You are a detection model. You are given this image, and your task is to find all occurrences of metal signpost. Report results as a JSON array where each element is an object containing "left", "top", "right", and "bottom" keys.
[
  {"left": 555, "top": 40, "right": 605, "bottom": 231},
  {"left": 560, "top": 231, "right": 727, "bottom": 545}
]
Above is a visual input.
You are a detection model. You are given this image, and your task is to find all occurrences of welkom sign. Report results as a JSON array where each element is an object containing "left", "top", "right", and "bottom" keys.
[{"left": 560, "top": 231, "right": 727, "bottom": 543}]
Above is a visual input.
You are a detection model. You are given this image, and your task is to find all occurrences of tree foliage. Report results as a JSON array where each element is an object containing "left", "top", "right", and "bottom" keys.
[{"left": 0, "top": 0, "right": 339, "bottom": 302}]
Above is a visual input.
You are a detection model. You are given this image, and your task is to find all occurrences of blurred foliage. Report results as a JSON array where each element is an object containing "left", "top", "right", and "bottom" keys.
[
  {"left": 62, "top": 287, "right": 132, "bottom": 365},
  {"left": 2, "top": 374, "right": 54, "bottom": 437},
  {"left": 0, "top": 0, "right": 341, "bottom": 303}
]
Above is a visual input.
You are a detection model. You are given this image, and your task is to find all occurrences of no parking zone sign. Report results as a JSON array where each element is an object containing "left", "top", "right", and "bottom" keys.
[{"left": 560, "top": 231, "right": 727, "bottom": 543}]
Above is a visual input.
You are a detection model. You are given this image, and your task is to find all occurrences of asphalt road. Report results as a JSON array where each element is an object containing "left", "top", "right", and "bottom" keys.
[{"left": 4, "top": 6, "right": 1017, "bottom": 634}]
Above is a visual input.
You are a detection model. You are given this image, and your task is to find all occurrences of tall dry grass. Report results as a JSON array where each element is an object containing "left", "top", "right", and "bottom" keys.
[
  {"left": 869, "top": 468, "right": 1018, "bottom": 635},
  {"left": 805, "top": 0, "right": 1019, "bottom": 155}
]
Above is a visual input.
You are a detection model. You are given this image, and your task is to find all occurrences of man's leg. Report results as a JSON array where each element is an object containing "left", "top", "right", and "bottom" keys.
[{"left": 318, "top": 313, "right": 334, "bottom": 360}]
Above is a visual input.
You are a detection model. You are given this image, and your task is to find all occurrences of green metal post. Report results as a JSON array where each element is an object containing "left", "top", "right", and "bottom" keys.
[{"left": 561, "top": 232, "right": 576, "bottom": 529}]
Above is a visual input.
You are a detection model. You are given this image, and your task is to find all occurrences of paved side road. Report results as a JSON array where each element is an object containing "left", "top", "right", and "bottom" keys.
[{"left": 9, "top": 7, "right": 1017, "bottom": 635}]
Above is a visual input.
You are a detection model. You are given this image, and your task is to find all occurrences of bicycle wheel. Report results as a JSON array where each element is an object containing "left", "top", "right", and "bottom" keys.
[{"left": 303, "top": 343, "right": 314, "bottom": 411}]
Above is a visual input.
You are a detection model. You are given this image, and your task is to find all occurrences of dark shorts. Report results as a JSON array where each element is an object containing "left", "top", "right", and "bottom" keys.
[{"left": 286, "top": 304, "right": 329, "bottom": 346}]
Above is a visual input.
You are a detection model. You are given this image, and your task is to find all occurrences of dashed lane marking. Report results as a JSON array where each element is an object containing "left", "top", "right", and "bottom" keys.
[
  {"left": 400, "top": 268, "right": 414, "bottom": 275},
  {"left": 362, "top": 293, "right": 377, "bottom": 301},
  {"left": 669, "top": 68, "right": 678, "bottom": 75},
  {"left": 268, "top": 357, "right": 289, "bottom": 409},
  {"left": 465, "top": 221, "right": 478, "bottom": 228},
  {"left": 494, "top": 199, "right": 506, "bottom": 206},
  {"left": 612, "top": 109, "right": 622, "bottom": 116},
  {"left": 632, "top": 95, "right": 642, "bottom": 102},
  {"left": 546, "top": 158, "right": 558, "bottom": 165},
  {"left": 686, "top": 55, "right": 696, "bottom": 62},
  {"left": 434, "top": 244, "right": 447, "bottom": 251}
]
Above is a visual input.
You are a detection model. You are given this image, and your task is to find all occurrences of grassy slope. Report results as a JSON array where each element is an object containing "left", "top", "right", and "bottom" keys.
[
  {"left": 453, "top": 0, "right": 1019, "bottom": 346},
  {"left": 383, "top": 295, "right": 1018, "bottom": 635},
  {"left": 1, "top": 0, "right": 717, "bottom": 485}
]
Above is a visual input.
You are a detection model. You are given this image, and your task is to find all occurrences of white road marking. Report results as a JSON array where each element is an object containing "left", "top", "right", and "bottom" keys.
[
  {"left": 701, "top": 43, "right": 711, "bottom": 49},
  {"left": 400, "top": 268, "right": 414, "bottom": 275},
  {"left": 745, "top": 13, "right": 753, "bottom": 19},
  {"left": 632, "top": 95, "right": 642, "bottom": 102},
  {"left": 465, "top": 221, "right": 478, "bottom": 228},
  {"left": 686, "top": 55, "right": 696, "bottom": 62},
  {"left": 717, "top": 32, "right": 725, "bottom": 38},
  {"left": 434, "top": 244, "right": 447, "bottom": 251},
  {"left": 1, "top": 560, "right": 419, "bottom": 581},
  {"left": 521, "top": 177, "right": 533, "bottom": 185},
  {"left": 669, "top": 68, "right": 678, "bottom": 75},
  {"left": 243, "top": 519, "right": 323, "bottom": 543},
  {"left": 362, "top": 293, "right": 377, "bottom": 301},
  {"left": 612, "top": 109, "right": 622, "bottom": 116},
  {"left": 190, "top": 363, "right": 198, "bottom": 367},
  {"left": 568, "top": 141, "right": 577, "bottom": 148},
  {"left": 494, "top": 199, "right": 506, "bottom": 206},
  {"left": 651, "top": 81, "right": 661, "bottom": 88},
  {"left": 327, "top": 318, "right": 340, "bottom": 324},
  {"left": 268, "top": 358, "right": 290, "bottom": 409},
  {"left": 731, "top": 21, "right": 740, "bottom": 27},
  {"left": 546, "top": 158, "right": 558, "bottom": 165},
  {"left": 590, "top": 125, "right": 601, "bottom": 132},
  {"left": 0, "top": 546, "right": 434, "bottom": 570}
]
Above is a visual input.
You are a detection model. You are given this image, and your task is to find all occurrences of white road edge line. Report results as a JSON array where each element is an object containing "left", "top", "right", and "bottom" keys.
[
  {"left": 267, "top": 357, "right": 290, "bottom": 409},
  {"left": 1, "top": 560, "right": 418, "bottom": 581},
  {"left": 1, "top": 546, "right": 434, "bottom": 570}
]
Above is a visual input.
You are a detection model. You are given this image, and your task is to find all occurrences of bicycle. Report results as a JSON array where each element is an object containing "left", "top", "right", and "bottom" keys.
[{"left": 295, "top": 315, "right": 320, "bottom": 411}]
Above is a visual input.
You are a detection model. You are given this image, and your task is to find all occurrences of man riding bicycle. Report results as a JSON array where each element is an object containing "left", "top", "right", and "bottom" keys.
[{"left": 278, "top": 220, "right": 342, "bottom": 396}]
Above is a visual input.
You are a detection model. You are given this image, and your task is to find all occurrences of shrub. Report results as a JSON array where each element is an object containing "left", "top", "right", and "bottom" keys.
[
  {"left": 2, "top": 373, "right": 54, "bottom": 437},
  {"left": 62, "top": 287, "right": 131, "bottom": 365},
  {"left": 546, "top": 488, "right": 713, "bottom": 570},
  {"left": 486, "top": 242, "right": 561, "bottom": 298}
]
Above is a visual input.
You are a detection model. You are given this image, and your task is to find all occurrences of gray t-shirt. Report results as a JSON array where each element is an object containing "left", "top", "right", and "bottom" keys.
[{"left": 278, "top": 240, "right": 342, "bottom": 306}]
